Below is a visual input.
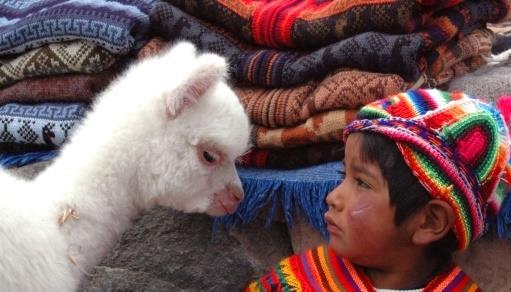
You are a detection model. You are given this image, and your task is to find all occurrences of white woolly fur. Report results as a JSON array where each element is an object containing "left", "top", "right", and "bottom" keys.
[{"left": 0, "top": 42, "right": 250, "bottom": 291}]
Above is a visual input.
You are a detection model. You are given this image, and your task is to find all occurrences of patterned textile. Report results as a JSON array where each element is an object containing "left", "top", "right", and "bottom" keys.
[
  {"left": 0, "top": 0, "right": 155, "bottom": 55},
  {"left": 408, "top": 0, "right": 509, "bottom": 50},
  {"left": 346, "top": 89, "right": 511, "bottom": 249},
  {"left": 237, "top": 143, "right": 344, "bottom": 169},
  {"left": 164, "top": 0, "right": 506, "bottom": 49},
  {"left": 434, "top": 56, "right": 487, "bottom": 86},
  {"left": 0, "top": 102, "right": 87, "bottom": 151},
  {"left": 246, "top": 245, "right": 480, "bottom": 291},
  {"left": 236, "top": 70, "right": 408, "bottom": 128},
  {"left": 447, "top": 49, "right": 511, "bottom": 102},
  {"left": 150, "top": 2, "right": 425, "bottom": 85},
  {"left": 0, "top": 40, "right": 118, "bottom": 89},
  {"left": 427, "top": 29, "right": 493, "bottom": 80},
  {"left": 252, "top": 110, "right": 357, "bottom": 149},
  {"left": 0, "top": 71, "right": 116, "bottom": 105}
]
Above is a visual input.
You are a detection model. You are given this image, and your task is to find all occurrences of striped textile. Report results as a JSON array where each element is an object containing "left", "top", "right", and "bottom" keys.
[
  {"left": 252, "top": 110, "right": 358, "bottom": 149},
  {"left": 426, "top": 29, "right": 493, "bottom": 80},
  {"left": 246, "top": 245, "right": 480, "bottom": 291},
  {"left": 150, "top": 2, "right": 424, "bottom": 85},
  {"left": 236, "top": 70, "right": 408, "bottom": 128},
  {"left": 0, "top": 0, "right": 155, "bottom": 55},
  {"left": 0, "top": 71, "right": 117, "bottom": 106},
  {"left": 162, "top": 0, "right": 507, "bottom": 49}
]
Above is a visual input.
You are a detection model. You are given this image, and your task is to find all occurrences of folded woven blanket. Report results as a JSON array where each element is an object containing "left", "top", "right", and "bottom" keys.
[
  {"left": 0, "top": 102, "right": 87, "bottom": 150},
  {"left": 435, "top": 56, "right": 487, "bottom": 86},
  {"left": 162, "top": 0, "right": 508, "bottom": 49},
  {"left": 252, "top": 109, "right": 357, "bottom": 149},
  {"left": 150, "top": 2, "right": 424, "bottom": 85},
  {"left": 0, "top": 71, "right": 117, "bottom": 105},
  {"left": 237, "top": 143, "right": 344, "bottom": 170},
  {"left": 419, "top": 28, "right": 492, "bottom": 87},
  {"left": 236, "top": 70, "right": 407, "bottom": 128},
  {"left": 0, "top": 0, "right": 155, "bottom": 55},
  {"left": 0, "top": 40, "right": 118, "bottom": 89}
]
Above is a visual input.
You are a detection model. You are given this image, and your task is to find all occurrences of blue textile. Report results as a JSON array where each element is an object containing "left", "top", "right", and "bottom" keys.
[
  {"left": 0, "top": 102, "right": 87, "bottom": 149},
  {"left": 216, "top": 162, "right": 344, "bottom": 238},
  {"left": 0, "top": 0, "right": 155, "bottom": 55}
]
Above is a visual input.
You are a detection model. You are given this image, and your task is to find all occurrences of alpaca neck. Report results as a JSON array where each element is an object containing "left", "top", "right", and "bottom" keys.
[{"left": 37, "top": 118, "right": 146, "bottom": 271}]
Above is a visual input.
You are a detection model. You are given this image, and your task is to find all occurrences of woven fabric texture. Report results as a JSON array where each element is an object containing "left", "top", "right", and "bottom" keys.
[
  {"left": 246, "top": 245, "right": 479, "bottom": 291},
  {"left": 0, "top": 0, "right": 155, "bottom": 55},
  {"left": 0, "top": 102, "right": 87, "bottom": 149},
  {"left": 0, "top": 40, "right": 118, "bottom": 89},
  {"left": 0, "top": 71, "right": 117, "bottom": 105}
]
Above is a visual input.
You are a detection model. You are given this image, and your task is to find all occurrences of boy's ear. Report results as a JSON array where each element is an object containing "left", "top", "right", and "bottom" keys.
[{"left": 411, "top": 199, "right": 455, "bottom": 246}]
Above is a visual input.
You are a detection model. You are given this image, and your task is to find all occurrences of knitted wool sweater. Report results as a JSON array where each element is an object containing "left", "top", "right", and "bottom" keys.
[{"left": 246, "top": 246, "right": 479, "bottom": 291}]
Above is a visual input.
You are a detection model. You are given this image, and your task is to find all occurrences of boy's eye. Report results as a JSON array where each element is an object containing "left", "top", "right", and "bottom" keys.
[{"left": 355, "top": 178, "right": 370, "bottom": 189}]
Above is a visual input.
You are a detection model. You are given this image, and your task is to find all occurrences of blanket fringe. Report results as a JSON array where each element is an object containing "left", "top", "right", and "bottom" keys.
[
  {"left": 214, "top": 165, "right": 341, "bottom": 238},
  {"left": 0, "top": 150, "right": 57, "bottom": 168},
  {"left": 496, "top": 190, "right": 511, "bottom": 239}
]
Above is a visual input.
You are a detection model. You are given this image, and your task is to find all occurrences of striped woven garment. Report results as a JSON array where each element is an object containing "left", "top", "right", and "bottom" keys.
[
  {"left": 246, "top": 245, "right": 479, "bottom": 291},
  {"left": 163, "top": 0, "right": 507, "bottom": 49},
  {"left": 345, "top": 89, "right": 511, "bottom": 250}
]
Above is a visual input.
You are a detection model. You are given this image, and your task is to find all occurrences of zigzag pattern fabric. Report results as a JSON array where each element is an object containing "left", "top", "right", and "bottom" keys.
[
  {"left": 345, "top": 89, "right": 511, "bottom": 250},
  {"left": 0, "top": 40, "right": 118, "bottom": 89},
  {"left": 0, "top": 0, "right": 155, "bottom": 55},
  {"left": 163, "top": 0, "right": 508, "bottom": 49},
  {"left": 246, "top": 245, "right": 479, "bottom": 291},
  {"left": 0, "top": 102, "right": 87, "bottom": 151}
]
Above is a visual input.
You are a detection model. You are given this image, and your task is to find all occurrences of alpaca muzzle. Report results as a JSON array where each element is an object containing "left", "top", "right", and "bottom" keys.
[{"left": 215, "top": 183, "right": 244, "bottom": 215}]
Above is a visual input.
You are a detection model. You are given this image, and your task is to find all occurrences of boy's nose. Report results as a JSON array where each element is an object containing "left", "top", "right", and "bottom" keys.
[{"left": 326, "top": 183, "right": 345, "bottom": 211}]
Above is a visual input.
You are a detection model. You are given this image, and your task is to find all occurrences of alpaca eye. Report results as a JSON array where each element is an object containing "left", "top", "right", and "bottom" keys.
[{"left": 203, "top": 151, "right": 216, "bottom": 163}]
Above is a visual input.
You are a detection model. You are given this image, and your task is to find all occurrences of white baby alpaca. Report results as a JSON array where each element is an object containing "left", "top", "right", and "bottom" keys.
[{"left": 0, "top": 42, "right": 250, "bottom": 291}]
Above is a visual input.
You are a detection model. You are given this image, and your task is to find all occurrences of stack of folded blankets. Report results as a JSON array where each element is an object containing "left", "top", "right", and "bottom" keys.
[
  {"left": 1, "top": 0, "right": 510, "bottom": 237},
  {"left": 0, "top": 0, "right": 154, "bottom": 163},
  {"left": 146, "top": 0, "right": 511, "bottom": 233}
]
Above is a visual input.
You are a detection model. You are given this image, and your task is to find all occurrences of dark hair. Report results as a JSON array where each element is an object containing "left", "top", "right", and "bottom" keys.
[{"left": 357, "top": 132, "right": 457, "bottom": 259}]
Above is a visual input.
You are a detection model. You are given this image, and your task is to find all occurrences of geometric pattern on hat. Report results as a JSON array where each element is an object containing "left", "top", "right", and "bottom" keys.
[{"left": 345, "top": 89, "right": 511, "bottom": 250}]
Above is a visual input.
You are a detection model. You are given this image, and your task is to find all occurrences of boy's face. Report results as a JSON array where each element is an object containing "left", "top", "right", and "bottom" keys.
[{"left": 325, "top": 133, "right": 411, "bottom": 267}]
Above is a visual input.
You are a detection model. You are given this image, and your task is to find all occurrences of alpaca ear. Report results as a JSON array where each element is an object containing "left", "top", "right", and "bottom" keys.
[{"left": 165, "top": 54, "right": 228, "bottom": 119}]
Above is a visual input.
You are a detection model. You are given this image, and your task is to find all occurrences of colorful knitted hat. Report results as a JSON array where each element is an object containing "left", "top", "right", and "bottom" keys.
[{"left": 344, "top": 89, "right": 511, "bottom": 250}]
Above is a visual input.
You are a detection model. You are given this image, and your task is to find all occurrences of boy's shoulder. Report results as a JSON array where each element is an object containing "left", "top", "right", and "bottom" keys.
[{"left": 246, "top": 245, "right": 481, "bottom": 291}]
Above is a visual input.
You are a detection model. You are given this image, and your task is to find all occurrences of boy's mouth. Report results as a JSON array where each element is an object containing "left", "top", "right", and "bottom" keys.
[{"left": 324, "top": 213, "right": 342, "bottom": 235}]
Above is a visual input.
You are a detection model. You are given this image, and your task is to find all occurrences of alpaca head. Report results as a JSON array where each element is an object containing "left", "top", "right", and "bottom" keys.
[{"left": 130, "top": 42, "right": 250, "bottom": 216}]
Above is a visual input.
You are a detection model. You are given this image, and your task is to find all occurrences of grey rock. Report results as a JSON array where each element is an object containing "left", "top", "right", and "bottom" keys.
[
  {"left": 81, "top": 266, "right": 184, "bottom": 291},
  {"left": 79, "top": 208, "right": 291, "bottom": 291}
]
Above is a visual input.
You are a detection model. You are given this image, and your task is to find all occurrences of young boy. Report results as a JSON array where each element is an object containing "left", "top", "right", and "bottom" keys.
[{"left": 246, "top": 89, "right": 511, "bottom": 291}]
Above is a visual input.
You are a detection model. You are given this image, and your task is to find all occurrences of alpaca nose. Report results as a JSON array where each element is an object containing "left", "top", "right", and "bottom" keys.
[{"left": 227, "top": 183, "right": 244, "bottom": 202}]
